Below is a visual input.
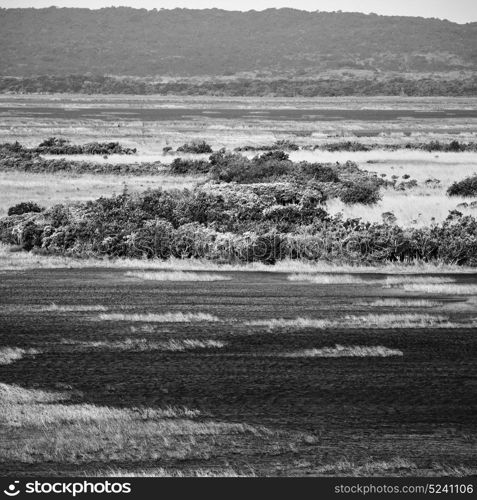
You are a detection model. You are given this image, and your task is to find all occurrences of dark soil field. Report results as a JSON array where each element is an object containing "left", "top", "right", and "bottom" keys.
[{"left": 0, "top": 269, "right": 476, "bottom": 476}]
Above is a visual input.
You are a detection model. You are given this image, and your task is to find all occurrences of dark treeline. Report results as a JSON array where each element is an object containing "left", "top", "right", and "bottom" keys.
[{"left": 1, "top": 75, "right": 476, "bottom": 97}]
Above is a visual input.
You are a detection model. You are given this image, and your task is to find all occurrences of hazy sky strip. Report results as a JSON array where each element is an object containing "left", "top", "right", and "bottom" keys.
[{"left": 1, "top": 1, "right": 476, "bottom": 24}]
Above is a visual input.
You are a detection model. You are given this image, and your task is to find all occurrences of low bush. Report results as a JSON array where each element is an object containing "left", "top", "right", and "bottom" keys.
[
  {"left": 176, "top": 141, "right": 213, "bottom": 154},
  {"left": 321, "top": 141, "right": 371, "bottom": 152},
  {"left": 447, "top": 175, "right": 477, "bottom": 197},
  {"left": 33, "top": 137, "right": 136, "bottom": 155},
  {"left": 339, "top": 182, "right": 381, "bottom": 205},
  {"left": 7, "top": 202, "right": 44, "bottom": 216},
  {"left": 169, "top": 158, "right": 211, "bottom": 175},
  {"left": 235, "top": 139, "right": 299, "bottom": 152}
]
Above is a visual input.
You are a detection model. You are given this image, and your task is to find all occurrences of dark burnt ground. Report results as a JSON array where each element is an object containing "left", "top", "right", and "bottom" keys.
[{"left": 0, "top": 268, "right": 476, "bottom": 476}]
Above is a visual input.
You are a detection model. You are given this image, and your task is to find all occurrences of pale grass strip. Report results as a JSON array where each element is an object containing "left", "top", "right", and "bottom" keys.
[
  {"left": 282, "top": 345, "right": 403, "bottom": 358},
  {"left": 62, "top": 338, "right": 225, "bottom": 352},
  {"left": 0, "top": 382, "right": 69, "bottom": 404},
  {"left": 97, "top": 312, "right": 221, "bottom": 323},
  {"left": 125, "top": 271, "right": 232, "bottom": 281},
  {"left": 403, "top": 284, "right": 477, "bottom": 295},
  {"left": 315, "top": 458, "right": 417, "bottom": 475},
  {"left": 0, "top": 347, "right": 39, "bottom": 365},
  {"left": 97, "top": 468, "right": 255, "bottom": 477},
  {"left": 247, "top": 314, "right": 470, "bottom": 329},
  {"left": 0, "top": 304, "right": 107, "bottom": 313},
  {"left": 362, "top": 298, "right": 442, "bottom": 307},
  {"left": 288, "top": 273, "right": 373, "bottom": 284}
]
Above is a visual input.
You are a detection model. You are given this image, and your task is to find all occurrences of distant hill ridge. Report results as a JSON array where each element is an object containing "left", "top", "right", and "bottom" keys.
[{"left": 1, "top": 7, "right": 477, "bottom": 77}]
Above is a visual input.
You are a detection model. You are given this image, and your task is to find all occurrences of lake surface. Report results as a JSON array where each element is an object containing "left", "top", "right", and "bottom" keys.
[{"left": 2, "top": 106, "right": 477, "bottom": 122}]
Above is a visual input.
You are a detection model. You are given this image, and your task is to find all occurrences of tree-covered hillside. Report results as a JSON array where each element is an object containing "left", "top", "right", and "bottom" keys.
[{"left": 1, "top": 7, "right": 476, "bottom": 76}]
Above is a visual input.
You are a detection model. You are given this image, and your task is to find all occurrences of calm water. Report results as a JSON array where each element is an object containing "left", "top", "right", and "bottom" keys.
[{"left": 2, "top": 106, "right": 477, "bottom": 122}]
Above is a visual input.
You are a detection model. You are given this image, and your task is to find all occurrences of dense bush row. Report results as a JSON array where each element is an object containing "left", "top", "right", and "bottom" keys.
[
  {"left": 307, "top": 140, "right": 477, "bottom": 152},
  {"left": 0, "top": 143, "right": 161, "bottom": 175},
  {"left": 238, "top": 140, "right": 477, "bottom": 153},
  {"left": 1, "top": 75, "right": 477, "bottom": 97},
  {"left": 1, "top": 187, "right": 476, "bottom": 265},
  {"left": 1, "top": 138, "right": 136, "bottom": 156}
]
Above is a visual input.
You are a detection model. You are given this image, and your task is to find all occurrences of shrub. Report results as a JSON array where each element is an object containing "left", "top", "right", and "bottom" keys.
[
  {"left": 395, "top": 179, "right": 418, "bottom": 191},
  {"left": 8, "top": 202, "right": 44, "bottom": 216},
  {"left": 34, "top": 137, "right": 136, "bottom": 155},
  {"left": 176, "top": 141, "right": 213, "bottom": 154},
  {"left": 209, "top": 150, "right": 292, "bottom": 183},
  {"left": 322, "top": 141, "right": 371, "bottom": 152},
  {"left": 235, "top": 139, "right": 299, "bottom": 152},
  {"left": 447, "top": 175, "right": 477, "bottom": 197},
  {"left": 273, "top": 140, "right": 299, "bottom": 151},
  {"left": 169, "top": 158, "right": 211, "bottom": 175},
  {"left": 339, "top": 182, "right": 381, "bottom": 205},
  {"left": 297, "top": 163, "right": 340, "bottom": 183}
]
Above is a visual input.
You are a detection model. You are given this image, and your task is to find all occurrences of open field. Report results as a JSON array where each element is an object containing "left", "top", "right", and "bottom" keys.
[{"left": 0, "top": 268, "right": 476, "bottom": 476}]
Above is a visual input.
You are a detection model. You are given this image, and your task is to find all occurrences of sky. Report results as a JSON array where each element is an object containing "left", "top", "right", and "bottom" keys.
[{"left": 1, "top": 0, "right": 476, "bottom": 23}]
